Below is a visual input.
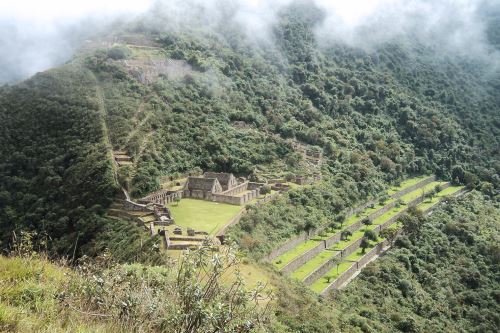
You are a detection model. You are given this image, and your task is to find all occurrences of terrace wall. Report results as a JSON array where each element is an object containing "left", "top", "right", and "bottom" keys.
[
  {"left": 221, "top": 182, "right": 248, "bottom": 196},
  {"left": 392, "top": 175, "right": 436, "bottom": 199},
  {"left": 320, "top": 263, "right": 358, "bottom": 296},
  {"left": 303, "top": 251, "right": 342, "bottom": 285},
  {"left": 281, "top": 240, "right": 328, "bottom": 274},
  {"left": 123, "top": 199, "right": 149, "bottom": 212}
]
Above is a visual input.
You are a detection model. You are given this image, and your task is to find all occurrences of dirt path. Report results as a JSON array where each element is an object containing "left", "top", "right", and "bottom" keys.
[{"left": 93, "top": 77, "right": 119, "bottom": 185}]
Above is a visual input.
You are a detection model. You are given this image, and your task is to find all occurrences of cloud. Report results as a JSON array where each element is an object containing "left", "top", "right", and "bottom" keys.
[{"left": 0, "top": 0, "right": 497, "bottom": 84}]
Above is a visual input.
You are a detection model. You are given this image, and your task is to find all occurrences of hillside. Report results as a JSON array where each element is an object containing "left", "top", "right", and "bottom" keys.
[{"left": 0, "top": 1, "right": 499, "bottom": 332}]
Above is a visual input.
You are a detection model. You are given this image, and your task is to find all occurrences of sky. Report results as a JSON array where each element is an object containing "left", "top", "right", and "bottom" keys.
[{"left": 0, "top": 0, "right": 496, "bottom": 83}]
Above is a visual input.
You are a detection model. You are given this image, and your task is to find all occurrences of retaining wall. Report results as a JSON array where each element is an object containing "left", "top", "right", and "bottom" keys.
[
  {"left": 392, "top": 175, "right": 436, "bottom": 199},
  {"left": 356, "top": 241, "right": 387, "bottom": 269},
  {"left": 216, "top": 209, "right": 246, "bottom": 237},
  {"left": 221, "top": 182, "right": 248, "bottom": 196},
  {"left": 303, "top": 251, "right": 342, "bottom": 285},
  {"left": 281, "top": 240, "right": 327, "bottom": 274},
  {"left": 321, "top": 263, "right": 358, "bottom": 295},
  {"left": 123, "top": 200, "right": 149, "bottom": 212}
]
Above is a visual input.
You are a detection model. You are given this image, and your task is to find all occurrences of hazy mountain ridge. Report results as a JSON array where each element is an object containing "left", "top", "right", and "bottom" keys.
[{"left": 0, "top": 2, "right": 499, "bottom": 332}]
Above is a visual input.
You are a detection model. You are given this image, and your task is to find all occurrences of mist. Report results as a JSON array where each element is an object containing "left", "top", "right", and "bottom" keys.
[{"left": 0, "top": 0, "right": 498, "bottom": 84}]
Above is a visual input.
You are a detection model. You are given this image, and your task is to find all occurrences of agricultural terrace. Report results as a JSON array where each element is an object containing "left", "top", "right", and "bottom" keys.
[
  {"left": 310, "top": 184, "right": 464, "bottom": 294},
  {"left": 273, "top": 176, "right": 433, "bottom": 269}
]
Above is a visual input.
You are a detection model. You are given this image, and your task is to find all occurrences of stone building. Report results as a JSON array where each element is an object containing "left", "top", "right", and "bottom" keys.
[
  {"left": 182, "top": 172, "right": 262, "bottom": 205},
  {"left": 183, "top": 176, "right": 223, "bottom": 200},
  {"left": 203, "top": 172, "right": 238, "bottom": 191}
]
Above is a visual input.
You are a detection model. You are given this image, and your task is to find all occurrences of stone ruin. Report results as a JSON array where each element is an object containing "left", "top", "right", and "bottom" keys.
[{"left": 182, "top": 172, "right": 264, "bottom": 206}]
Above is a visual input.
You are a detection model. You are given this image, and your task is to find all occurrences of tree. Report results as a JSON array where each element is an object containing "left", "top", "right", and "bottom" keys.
[
  {"left": 174, "top": 196, "right": 181, "bottom": 206},
  {"left": 362, "top": 218, "right": 373, "bottom": 231},
  {"left": 341, "top": 230, "right": 352, "bottom": 241},
  {"left": 380, "top": 227, "right": 398, "bottom": 246},
  {"left": 331, "top": 256, "right": 342, "bottom": 275},
  {"left": 400, "top": 207, "right": 425, "bottom": 239},
  {"left": 363, "top": 230, "right": 377, "bottom": 242},
  {"left": 360, "top": 237, "right": 370, "bottom": 254},
  {"left": 336, "top": 214, "right": 346, "bottom": 229},
  {"left": 260, "top": 185, "right": 271, "bottom": 195}
]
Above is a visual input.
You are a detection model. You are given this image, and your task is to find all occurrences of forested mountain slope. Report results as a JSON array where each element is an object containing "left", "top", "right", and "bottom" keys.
[
  {"left": 0, "top": 2, "right": 499, "bottom": 332},
  {"left": 1, "top": 2, "right": 498, "bottom": 257}
]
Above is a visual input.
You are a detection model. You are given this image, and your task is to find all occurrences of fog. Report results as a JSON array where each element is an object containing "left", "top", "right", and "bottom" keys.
[{"left": 0, "top": 0, "right": 498, "bottom": 83}]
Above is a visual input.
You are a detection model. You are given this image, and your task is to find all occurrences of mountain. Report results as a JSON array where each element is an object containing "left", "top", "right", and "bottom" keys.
[{"left": 0, "top": 1, "right": 499, "bottom": 332}]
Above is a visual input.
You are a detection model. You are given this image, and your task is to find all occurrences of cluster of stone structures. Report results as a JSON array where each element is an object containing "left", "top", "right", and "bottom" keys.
[
  {"left": 139, "top": 188, "right": 182, "bottom": 206},
  {"left": 183, "top": 172, "right": 264, "bottom": 206}
]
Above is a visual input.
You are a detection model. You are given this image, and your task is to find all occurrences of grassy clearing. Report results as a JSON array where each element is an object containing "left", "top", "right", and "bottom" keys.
[
  {"left": 372, "top": 205, "right": 405, "bottom": 225},
  {"left": 274, "top": 239, "right": 321, "bottom": 269},
  {"left": 399, "top": 181, "right": 448, "bottom": 203},
  {"left": 168, "top": 199, "right": 242, "bottom": 235},
  {"left": 290, "top": 249, "right": 340, "bottom": 280},
  {"left": 310, "top": 261, "right": 355, "bottom": 293},
  {"left": 387, "top": 175, "right": 430, "bottom": 196},
  {"left": 417, "top": 186, "right": 464, "bottom": 211}
]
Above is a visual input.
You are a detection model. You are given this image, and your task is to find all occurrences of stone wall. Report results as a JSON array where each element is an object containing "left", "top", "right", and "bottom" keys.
[
  {"left": 324, "top": 232, "right": 342, "bottom": 248},
  {"left": 212, "top": 188, "right": 260, "bottom": 206},
  {"left": 248, "top": 182, "right": 266, "bottom": 190},
  {"left": 220, "top": 182, "right": 248, "bottom": 196},
  {"left": 392, "top": 175, "right": 436, "bottom": 199},
  {"left": 123, "top": 199, "right": 149, "bottom": 212},
  {"left": 356, "top": 241, "right": 387, "bottom": 269},
  {"left": 265, "top": 231, "right": 310, "bottom": 262},
  {"left": 212, "top": 194, "right": 244, "bottom": 205},
  {"left": 303, "top": 251, "right": 342, "bottom": 285},
  {"left": 320, "top": 262, "right": 358, "bottom": 296},
  {"left": 341, "top": 237, "right": 364, "bottom": 258},
  {"left": 281, "top": 240, "right": 327, "bottom": 274},
  {"left": 216, "top": 209, "right": 246, "bottom": 241},
  {"left": 145, "top": 190, "right": 182, "bottom": 205}
]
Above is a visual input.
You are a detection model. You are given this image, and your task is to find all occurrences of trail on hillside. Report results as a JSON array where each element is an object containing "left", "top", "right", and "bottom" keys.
[{"left": 93, "top": 76, "right": 119, "bottom": 186}]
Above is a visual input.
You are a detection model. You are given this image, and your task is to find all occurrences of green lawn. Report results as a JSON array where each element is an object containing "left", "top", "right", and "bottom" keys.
[
  {"left": 372, "top": 205, "right": 405, "bottom": 225},
  {"left": 345, "top": 248, "right": 369, "bottom": 262},
  {"left": 387, "top": 175, "right": 431, "bottom": 195},
  {"left": 290, "top": 249, "right": 340, "bottom": 280},
  {"left": 399, "top": 181, "right": 448, "bottom": 203},
  {"left": 168, "top": 199, "right": 242, "bottom": 235},
  {"left": 273, "top": 229, "right": 339, "bottom": 269},
  {"left": 417, "top": 186, "right": 464, "bottom": 212},
  {"left": 310, "top": 261, "right": 355, "bottom": 293}
]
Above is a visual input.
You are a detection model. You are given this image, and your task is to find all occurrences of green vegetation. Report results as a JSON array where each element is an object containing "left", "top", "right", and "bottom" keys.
[
  {"left": 417, "top": 185, "right": 464, "bottom": 212},
  {"left": 273, "top": 175, "right": 432, "bottom": 269},
  {"left": 290, "top": 249, "right": 339, "bottom": 280},
  {"left": 387, "top": 175, "right": 430, "bottom": 195},
  {"left": 167, "top": 198, "right": 242, "bottom": 234},
  {"left": 332, "top": 192, "right": 499, "bottom": 332},
  {"left": 0, "top": 243, "right": 269, "bottom": 333},
  {"left": 0, "top": 1, "right": 499, "bottom": 332},
  {"left": 310, "top": 261, "right": 354, "bottom": 293},
  {"left": 399, "top": 181, "right": 447, "bottom": 203}
]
